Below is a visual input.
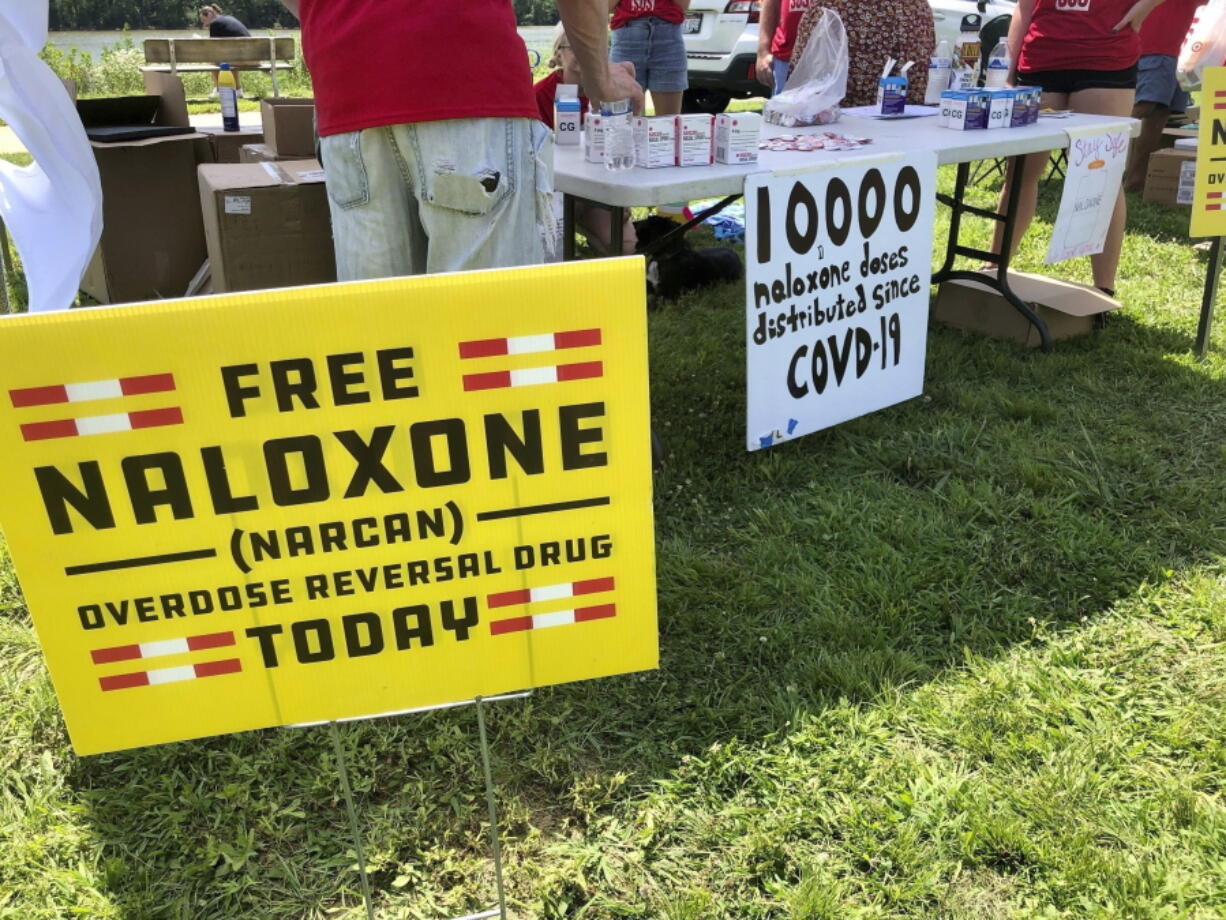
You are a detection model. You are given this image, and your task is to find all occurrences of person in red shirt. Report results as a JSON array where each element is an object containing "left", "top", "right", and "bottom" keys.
[
  {"left": 756, "top": 0, "right": 814, "bottom": 94},
  {"left": 610, "top": 0, "right": 690, "bottom": 116},
  {"left": 1124, "top": 0, "right": 1201, "bottom": 191},
  {"left": 279, "top": 0, "right": 642, "bottom": 278},
  {"left": 533, "top": 25, "right": 636, "bottom": 254},
  {"left": 989, "top": 0, "right": 1168, "bottom": 298}
]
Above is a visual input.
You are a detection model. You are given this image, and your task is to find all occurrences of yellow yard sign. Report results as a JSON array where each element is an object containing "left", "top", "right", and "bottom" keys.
[
  {"left": 1191, "top": 67, "right": 1226, "bottom": 238},
  {"left": 0, "top": 260, "right": 656, "bottom": 755}
]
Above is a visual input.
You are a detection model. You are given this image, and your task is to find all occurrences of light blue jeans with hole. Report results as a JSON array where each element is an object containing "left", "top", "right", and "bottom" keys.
[{"left": 319, "top": 117, "right": 555, "bottom": 279}]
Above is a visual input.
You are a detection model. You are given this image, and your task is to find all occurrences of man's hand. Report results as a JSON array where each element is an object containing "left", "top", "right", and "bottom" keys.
[
  {"left": 590, "top": 61, "right": 646, "bottom": 114},
  {"left": 755, "top": 51, "right": 774, "bottom": 87}
]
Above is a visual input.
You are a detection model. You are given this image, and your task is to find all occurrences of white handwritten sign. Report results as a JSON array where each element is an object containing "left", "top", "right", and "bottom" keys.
[
  {"left": 1046, "top": 126, "right": 1129, "bottom": 264},
  {"left": 744, "top": 153, "right": 937, "bottom": 450}
]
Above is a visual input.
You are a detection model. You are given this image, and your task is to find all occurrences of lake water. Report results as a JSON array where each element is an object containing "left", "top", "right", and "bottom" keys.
[{"left": 47, "top": 27, "right": 557, "bottom": 60}]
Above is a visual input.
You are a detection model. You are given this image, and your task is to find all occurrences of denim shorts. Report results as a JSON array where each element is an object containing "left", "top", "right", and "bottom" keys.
[
  {"left": 319, "top": 117, "right": 555, "bottom": 279},
  {"left": 1135, "top": 54, "right": 1190, "bottom": 113},
  {"left": 611, "top": 17, "right": 688, "bottom": 94}
]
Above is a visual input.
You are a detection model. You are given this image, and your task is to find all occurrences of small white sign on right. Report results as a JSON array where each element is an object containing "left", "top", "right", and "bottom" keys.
[{"left": 1046, "top": 124, "right": 1131, "bottom": 264}]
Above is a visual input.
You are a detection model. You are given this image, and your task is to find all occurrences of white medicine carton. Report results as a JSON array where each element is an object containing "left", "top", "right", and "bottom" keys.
[
  {"left": 675, "top": 114, "right": 714, "bottom": 167},
  {"left": 715, "top": 112, "right": 760, "bottom": 164},
  {"left": 583, "top": 111, "right": 605, "bottom": 163},
  {"left": 985, "top": 89, "right": 1012, "bottom": 130},
  {"left": 553, "top": 84, "right": 581, "bottom": 146},
  {"left": 633, "top": 115, "right": 677, "bottom": 168}
]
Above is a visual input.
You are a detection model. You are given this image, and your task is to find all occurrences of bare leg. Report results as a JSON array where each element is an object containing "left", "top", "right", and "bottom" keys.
[
  {"left": 989, "top": 90, "right": 1069, "bottom": 264},
  {"left": 1124, "top": 101, "right": 1168, "bottom": 193},
  {"left": 575, "top": 202, "right": 638, "bottom": 256},
  {"left": 1069, "top": 87, "right": 1135, "bottom": 290},
  {"left": 650, "top": 90, "right": 684, "bottom": 116}
]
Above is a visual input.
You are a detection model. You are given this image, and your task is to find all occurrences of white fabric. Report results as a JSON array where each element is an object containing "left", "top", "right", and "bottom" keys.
[{"left": 0, "top": 1, "right": 102, "bottom": 312}]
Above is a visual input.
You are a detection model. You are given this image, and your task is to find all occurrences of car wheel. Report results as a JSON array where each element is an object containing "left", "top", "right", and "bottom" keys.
[{"left": 681, "top": 87, "right": 731, "bottom": 115}]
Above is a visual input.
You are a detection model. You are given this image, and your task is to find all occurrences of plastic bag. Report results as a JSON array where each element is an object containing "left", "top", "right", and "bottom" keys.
[
  {"left": 1177, "top": 0, "right": 1226, "bottom": 91},
  {"left": 763, "top": 9, "right": 848, "bottom": 127}
]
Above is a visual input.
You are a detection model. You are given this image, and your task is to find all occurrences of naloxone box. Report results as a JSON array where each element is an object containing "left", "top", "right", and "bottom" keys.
[
  {"left": 943, "top": 90, "right": 989, "bottom": 130},
  {"left": 553, "top": 84, "right": 582, "bottom": 146},
  {"left": 676, "top": 114, "right": 714, "bottom": 166},
  {"left": 583, "top": 111, "right": 605, "bottom": 164},
  {"left": 715, "top": 112, "right": 760, "bottom": 164},
  {"left": 633, "top": 115, "right": 676, "bottom": 168}
]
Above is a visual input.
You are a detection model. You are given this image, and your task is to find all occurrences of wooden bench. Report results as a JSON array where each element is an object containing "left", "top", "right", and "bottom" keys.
[{"left": 142, "top": 37, "right": 296, "bottom": 96}]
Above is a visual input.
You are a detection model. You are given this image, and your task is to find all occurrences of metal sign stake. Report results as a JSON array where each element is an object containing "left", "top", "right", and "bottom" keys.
[
  {"left": 475, "top": 696, "right": 509, "bottom": 920},
  {"left": 329, "top": 721, "right": 376, "bottom": 920},
  {"left": 1195, "top": 236, "right": 1223, "bottom": 357}
]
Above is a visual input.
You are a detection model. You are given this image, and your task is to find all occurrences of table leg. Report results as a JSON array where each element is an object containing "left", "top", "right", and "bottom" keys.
[
  {"left": 562, "top": 194, "right": 576, "bottom": 262},
  {"left": 609, "top": 206, "right": 625, "bottom": 257},
  {"left": 934, "top": 157, "right": 1053, "bottom": 351}
]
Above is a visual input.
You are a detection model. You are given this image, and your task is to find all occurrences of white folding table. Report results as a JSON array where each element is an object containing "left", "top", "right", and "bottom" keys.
[{"left": 554, "top": 112, "right": 1138, "bottom": 350}]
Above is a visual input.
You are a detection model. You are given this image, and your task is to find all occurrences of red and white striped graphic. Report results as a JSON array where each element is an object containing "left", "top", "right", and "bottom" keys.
[
  {"left": 1206, "top": 191, "right": 1223, "bottom": 212},
  {"left": 90, "top": 630, "right": 236, "bottom": 665},
  {"left": 490, "top": 603, "right": 617, "bottom": 635},
  {"left": 9, "top": 372, "right": 175, "bottom": 408},
  {"left": 20, "top": 406, "right": 183, "bottom": 442},
  {"left": 459, "top": 328, "right": 601, "bottom": 359},
  {"left": 463, "top": 361, "right": 602, "bottom": 392},
  {"left": 488, "top": 576, "right": 615, "bottom": 608},
  {"left": 99, "top": 658, "right": 241, "bottom": 692}
]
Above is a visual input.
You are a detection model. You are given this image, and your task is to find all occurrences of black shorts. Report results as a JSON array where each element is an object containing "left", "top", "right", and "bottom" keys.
[{"left": 1015, "top": 66, "right": 1138, "bottom": 94}]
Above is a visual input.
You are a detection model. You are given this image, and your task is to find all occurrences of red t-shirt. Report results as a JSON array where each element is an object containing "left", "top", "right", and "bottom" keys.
[
  {"left": 1139, "top": 0, "right": 1201, "bottom": 57},
  {"left": 533, "top": 70, "right": 589, "bottom": 128},
  {"left": 771, "top": 0, "right": 815, "bottom": 62},
  {"left": 611, "top": 0, "right": 685, "bottom": 29},
  {"left": 1018, "top": 0, "right": 1142, "bottom": 73},
  {"left": 299, "top": 0, "right": 538, "bottom": 137}
]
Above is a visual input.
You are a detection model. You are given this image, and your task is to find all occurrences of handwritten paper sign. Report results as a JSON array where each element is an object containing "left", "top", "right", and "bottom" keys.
[
  {"left": 744, "top": 152, "right": 937, "bottom": 449},
  {"left": 1046, "top": 125, "right": 1130, "bottom": 264}
]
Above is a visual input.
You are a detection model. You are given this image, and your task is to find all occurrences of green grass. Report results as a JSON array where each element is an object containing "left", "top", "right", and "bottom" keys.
[{"left": 1, "top": 160, "right": 1224, "bottom": 918}]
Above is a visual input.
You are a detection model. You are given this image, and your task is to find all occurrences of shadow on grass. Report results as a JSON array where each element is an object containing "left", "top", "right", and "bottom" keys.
[{"left": 64, "top": 200, "right": 1226, "bottom": 919}]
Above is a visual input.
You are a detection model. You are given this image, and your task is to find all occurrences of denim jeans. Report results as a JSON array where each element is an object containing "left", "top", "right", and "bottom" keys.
[
  {"left": 611, "top": 17, "right": 688, "bottom": 93},
  {"left": 319, "top": 117, "right": 555, "bottom": 279}
]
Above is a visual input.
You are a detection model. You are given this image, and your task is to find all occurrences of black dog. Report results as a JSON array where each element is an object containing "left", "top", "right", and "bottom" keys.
[{"left": 634, "top": 215, "right": 742, "bottom": 301}]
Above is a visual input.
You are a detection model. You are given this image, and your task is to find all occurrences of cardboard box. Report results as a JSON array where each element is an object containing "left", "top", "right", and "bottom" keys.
[
  {"left": 239, "top": 143, "right": 296, "bottom": 163},
  {"left": 260, "top": 98, "right": 316, "bottom": 157},
  {"left": 77, "top": 73, "right": 212, "bottom": 304},
  {"left": 202, "top": 127, "right": 264, "bottom": 163},
  {"left": 1144, "top": 147, "right": 1197, "bottom": 207},
  {"left": 933, "top": 272, "right": 1119, "bottom": 347},
  {"left": 1159, "top": 126, "right": 1198, "bottom": 149},
  {"left": 198, "top": 159, "right": 336, "bottom": 293}
]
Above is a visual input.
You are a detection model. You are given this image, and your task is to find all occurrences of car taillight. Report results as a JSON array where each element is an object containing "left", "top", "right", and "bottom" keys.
[{"left": 725, "top": 1, "right": 761, "bottom": 22}]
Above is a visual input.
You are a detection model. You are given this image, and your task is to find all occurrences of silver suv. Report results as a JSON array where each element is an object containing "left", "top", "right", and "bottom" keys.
[{"left": 682, "top": 0, "right": 1015, "bottom": 113}]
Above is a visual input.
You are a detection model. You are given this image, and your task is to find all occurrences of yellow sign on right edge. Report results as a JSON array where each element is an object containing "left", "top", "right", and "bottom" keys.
[{"left": 1191, "top": 66, "right": 1226, "bottom": 238}]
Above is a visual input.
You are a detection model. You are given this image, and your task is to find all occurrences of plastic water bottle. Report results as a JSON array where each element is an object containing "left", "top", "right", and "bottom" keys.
[
  {"left": 924, "top": 40, "right": 953, "bottom": 105},
  {"left": 985, "top": 40, "right": 1010, "bottom": 88},
  {"left": 218, "top": 63, "right": 239, "bottom": 132},
  {"left": 601, "top": 99, "right": 636, "bottom": 171}
]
